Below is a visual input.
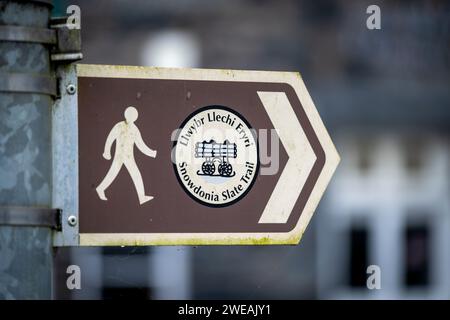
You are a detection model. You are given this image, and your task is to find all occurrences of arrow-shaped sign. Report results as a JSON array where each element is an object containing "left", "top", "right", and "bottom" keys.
[{"left": 54, "top": 64, "right": 339, "bottom": 246}]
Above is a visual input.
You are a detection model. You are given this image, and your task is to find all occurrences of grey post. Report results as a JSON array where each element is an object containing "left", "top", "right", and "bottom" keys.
[{"left": 0, "top": 0, "right": 55, "bottom": 299}]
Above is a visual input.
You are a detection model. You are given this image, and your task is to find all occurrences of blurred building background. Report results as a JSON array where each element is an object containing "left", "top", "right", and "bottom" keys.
[{"left": 52, "top": 0, "right": 450, "bottom": 299}]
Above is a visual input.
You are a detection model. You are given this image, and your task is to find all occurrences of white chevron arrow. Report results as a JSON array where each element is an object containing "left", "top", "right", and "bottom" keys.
[{"left": 257, "top": 91, "right": 317, "bottom": 224}]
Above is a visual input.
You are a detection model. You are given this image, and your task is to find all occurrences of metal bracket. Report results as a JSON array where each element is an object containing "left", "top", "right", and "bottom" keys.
[
  {"left": 50, "top": 16, "right": 83, "bottom": 63},
  {"left": 52, "top": 63, "right": 79, "bottom": 246},
  {"left": 0, "top": 25, "right": 56, "bottom": 44},
  {"left": 0, "top": 206, "right": 61, "bottom": 230},
  {"left": 0, "top": 72, "right": 57, "bottom": 96},
  {"left": 0, "top": 18, "right": 83, "bottom": 63},
  {"left": 0, "top": 18, "right": 82, "bottom": 63},
  {"left": 0, "top": 15, "right": 82, "bottom": 96}
]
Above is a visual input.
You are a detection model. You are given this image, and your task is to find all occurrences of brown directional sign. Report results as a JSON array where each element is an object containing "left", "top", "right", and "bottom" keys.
[{"left": 76, "top": 64, "right": 339, "bottom": 246}]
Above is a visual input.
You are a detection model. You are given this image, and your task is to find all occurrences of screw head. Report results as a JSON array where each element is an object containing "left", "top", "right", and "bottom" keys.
[
  {"left": 66, "top": 84, "right": 76, "bottom": 95},
  {"left": 68, "top": 215, "right": 77, "bottom": 226}
]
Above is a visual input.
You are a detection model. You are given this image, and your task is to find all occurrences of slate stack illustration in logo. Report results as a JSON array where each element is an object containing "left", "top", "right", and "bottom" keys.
[
  {"left": 174, "top": 106, "right": 259, "bottom": 207},
  {"left": 195, "top": 140, "right": 237, "bottom": 177}
]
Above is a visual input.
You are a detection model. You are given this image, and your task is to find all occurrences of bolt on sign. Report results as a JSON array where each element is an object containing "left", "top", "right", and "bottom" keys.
[{"left": 74, "top": 64, "right": 339, "bottom": 246}]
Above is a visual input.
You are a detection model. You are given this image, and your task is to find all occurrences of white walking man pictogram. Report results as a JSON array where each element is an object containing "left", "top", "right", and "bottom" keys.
[{"left": 96, "top": 106, "right": 157, "bottom": 205}]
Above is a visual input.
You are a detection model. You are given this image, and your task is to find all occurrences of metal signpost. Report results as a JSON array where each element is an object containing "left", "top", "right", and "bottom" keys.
[
  {"left": 52, "top": 64, "right": 340, "bottom": 247},
  {"left": 0, "top": 0, "right": 81, "bottom": 298}
]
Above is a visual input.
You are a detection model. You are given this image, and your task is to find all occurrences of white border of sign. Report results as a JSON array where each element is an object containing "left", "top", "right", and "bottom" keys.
[{"left": 76, "top": 64, "right": 340, "bottom": 246}]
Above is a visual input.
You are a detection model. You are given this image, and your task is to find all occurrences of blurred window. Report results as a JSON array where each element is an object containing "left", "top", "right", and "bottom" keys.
[
  {"left": 140, "top": 30, "right": 201, "bottom": 68},
  {"left": 403, "top": 138, "right": 425, "bottom": 174},
  {"left": 356, "top": 138, "right": 375, "bottom": 174},
  {"left": 403, "top": 223, "right": 430, "bottom": 287},
  {"left": 101, "top": 247, "right": 151, "bottom": 299},
  {"left": 348, "top": 224, "right": 369, "bottom": 287}
]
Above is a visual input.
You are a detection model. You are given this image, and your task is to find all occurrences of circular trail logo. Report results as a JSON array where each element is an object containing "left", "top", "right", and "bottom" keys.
[{"left": 174, "top": 106, "right": 259, "bottom": 207}]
